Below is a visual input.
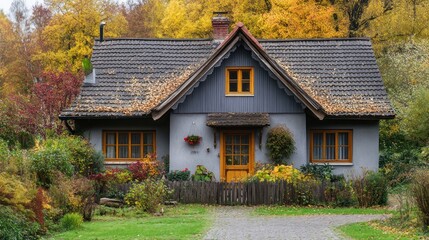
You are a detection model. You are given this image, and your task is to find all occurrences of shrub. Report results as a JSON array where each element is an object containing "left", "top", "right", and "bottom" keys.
[
  {"left": 60, "top": 213, "right": 83, "bottom": 231},
  {"left": 0, "top": 172, "right": 36, "bottom": 212},
  {"left": 90, "top": 168, "right": 132, "bottom": 200},
  {"left": 0, "top": 205, "right": 40, "bottom": 240},
  {"left": 124, "top": 179, "right": 170, "bottom": 213},
  {"left": 48, "top": 173, "right": 96, "bottom": 221},
  {"left": 300, "top": 163, "right": 335, "bottom": 181},
  {"left": 352, "top": 171, "right": 388, "bottom": 207},
  {"left": 192, "top": 165, "right": 215, "bottom": 182},
  {"left": 249, "top": 165, "right": 307, "bottom": 183},
  {"left": 31, "top": 147, "right": 74, "bottom": 187},
  {"left": 39, "top": 135, "right": 105, "bottom": 177},
  {"left": 266, "top": 126, "right": 295, "bottom": 164},
  {"left": 166, "top": 168, "right": 190, "bottom": 181},
  {"left": 127, "top": 156, "right": 164, "bottom": 181},
  {"left": 412, "top": 169, "right": 429, "bottom": 232}
]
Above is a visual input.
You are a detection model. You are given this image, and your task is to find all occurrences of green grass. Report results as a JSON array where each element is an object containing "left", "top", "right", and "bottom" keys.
[
  {"left": 49, "top": 205, "right": 211, "bottom": 240},
  {"left": 337, "top": 222, "right": 413, "bottom": 240},
  {"left": 253, "top": 206, "right": 392, "bottom": 216}
]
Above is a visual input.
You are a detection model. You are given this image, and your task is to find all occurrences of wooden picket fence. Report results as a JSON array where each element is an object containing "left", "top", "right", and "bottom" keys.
[{"left": 166, "top": 180, "right": 339, "bottom": 205}]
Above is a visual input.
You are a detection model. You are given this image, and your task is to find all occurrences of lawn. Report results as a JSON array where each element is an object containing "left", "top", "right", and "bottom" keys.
[
  {"left": 49, "top": 205, "right": 212, "bottom": 240},
  {"left": 337, "top": 222, "right": 414, "bottom": 240},
  {"left": 253, "top": 206, "right": 392, "bottom": 216}
]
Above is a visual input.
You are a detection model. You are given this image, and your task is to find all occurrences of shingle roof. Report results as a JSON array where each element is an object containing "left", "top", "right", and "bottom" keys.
[
  {"left": 260, "top": 39, "right": 395, "bottom": 117},
  {"left": 60, "top": 39, "right": 216, "bottom": 118},
  {"left": 206, "top": 113, "right": 270, "bottom": 127},
  {"left": 60, "top": 25, "right": 394, "bottom": 119}
]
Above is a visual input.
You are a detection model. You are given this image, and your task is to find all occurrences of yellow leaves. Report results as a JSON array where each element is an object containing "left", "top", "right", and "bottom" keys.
[
  {"left": 258, "top": 0, "right": 349, "bottom": 39},
  {"left": 34, "top": 0, "right": 128, "bottom": 73}
]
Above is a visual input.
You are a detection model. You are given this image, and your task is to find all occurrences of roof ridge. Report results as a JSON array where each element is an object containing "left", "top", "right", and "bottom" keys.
[
  {"left": 259, "top": 37, "right": 371, "bottom": 42},
  {"left": 95, "top": 38, "right": 213, "bottom": 42}
]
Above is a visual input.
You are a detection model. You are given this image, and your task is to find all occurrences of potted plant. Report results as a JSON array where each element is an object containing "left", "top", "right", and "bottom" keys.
[{"left": 184, "top": 135, "right": 202, "bottom": 145}]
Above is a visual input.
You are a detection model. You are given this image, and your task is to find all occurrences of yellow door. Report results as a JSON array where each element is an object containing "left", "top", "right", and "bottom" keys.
[{"left": 220, "top": 130, "right": 254, "bottom": 182}]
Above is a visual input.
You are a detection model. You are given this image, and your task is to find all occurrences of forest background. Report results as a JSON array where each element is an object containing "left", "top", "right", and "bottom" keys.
[{"left": 0, "top": 0, "right": 428, "bottom": 185}]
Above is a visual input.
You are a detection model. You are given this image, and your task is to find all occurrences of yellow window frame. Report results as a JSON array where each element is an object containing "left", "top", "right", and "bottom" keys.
[
  {"left": 225, "top": 67, "right": 254, "bottom": 95},
  {"left": 102, "top": 130, "right": 156, "bottom": 162},
  {"left": 309, "top": 130, "right": 353, "bottom": 163}
]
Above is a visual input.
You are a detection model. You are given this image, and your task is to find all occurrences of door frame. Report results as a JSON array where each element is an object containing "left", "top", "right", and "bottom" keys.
[{"left": 219, "top": 129, "right": 255, "bottom": 182}]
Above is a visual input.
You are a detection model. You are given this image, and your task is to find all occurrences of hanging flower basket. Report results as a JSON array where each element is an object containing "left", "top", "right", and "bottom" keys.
[{"left": 184, "top": 135, "right": 202, "bottom": 145}]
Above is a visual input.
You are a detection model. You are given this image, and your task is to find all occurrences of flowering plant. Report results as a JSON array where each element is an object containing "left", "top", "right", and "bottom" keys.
[{"left": 184, "top": 135, "right": 201, "bottom": 145}]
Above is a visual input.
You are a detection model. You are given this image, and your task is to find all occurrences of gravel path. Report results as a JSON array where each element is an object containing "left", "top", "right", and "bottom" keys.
[{"left": 204, "top": 206, "right": 389, "bottom": 240}]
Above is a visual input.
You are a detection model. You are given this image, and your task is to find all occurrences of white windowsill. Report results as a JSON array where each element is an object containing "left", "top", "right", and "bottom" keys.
[{"left": 311, "top": 162, "right": 354, "bottom": 166}]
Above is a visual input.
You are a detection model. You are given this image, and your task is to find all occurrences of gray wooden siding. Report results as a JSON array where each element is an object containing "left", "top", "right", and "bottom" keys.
[{"left": 173, "top": 46, "right": 304, "bottom": 113}]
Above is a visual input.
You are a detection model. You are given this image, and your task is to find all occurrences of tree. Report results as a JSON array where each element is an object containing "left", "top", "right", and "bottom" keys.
[
  {"left": 258, "top": 0, "right": 349, "bottom": 39},
  {"left": 34, "top": 0, "right": 128, "bottom": 72},
  {"left": 122, "top": 0, "right": 165, "bottom": 38}
]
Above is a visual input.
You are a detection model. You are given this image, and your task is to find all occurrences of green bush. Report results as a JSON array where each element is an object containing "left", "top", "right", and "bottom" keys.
[
  {"left": 300, "top": 163, "right": 335, "bottom": 181},
  {"left": 31, "top": 147, "right": 74, "bottom": 187},
  {"left": 0, "top": 205, "right": 40, "bottom": 240},
  {"left": 266, "top": 126, "right": 295, "bottom": 164},
  {"left": 192, "top": 165, "right": 215, "bottom": 182},
  {"left": 41, "top": 135, "right": 105, "bottom": 176},
  {"left": 60, "top": 213, "right": 83, "bottom": 231},
  {"left": 412, "top": 169, "right": 429, "bottom": 232},
  {"left": 125, "top": 179, "right": 170, "bottom": 213},
  {"left": 166, "top": 168, "right": 190, "bottom": 181},
  {"left": 352, "top": 171, "right": 388, "bottom": 207}
]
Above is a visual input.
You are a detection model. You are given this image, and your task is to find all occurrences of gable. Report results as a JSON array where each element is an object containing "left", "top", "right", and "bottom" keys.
[{"left": 173, "top": 44, "right": 304, "bottom": 114}]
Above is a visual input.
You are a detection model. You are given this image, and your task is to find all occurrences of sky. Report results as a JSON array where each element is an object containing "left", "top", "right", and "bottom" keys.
[{"left": 0, "top": 0, "right": 40, "bottom": 16}]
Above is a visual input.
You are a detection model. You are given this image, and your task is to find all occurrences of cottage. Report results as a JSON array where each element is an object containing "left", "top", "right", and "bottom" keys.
[{"left": 60, "top": 16, "right": 394, "bottom": 181}]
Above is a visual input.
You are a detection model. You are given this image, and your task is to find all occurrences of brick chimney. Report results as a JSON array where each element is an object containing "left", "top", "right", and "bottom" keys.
[{"left": 212, "top": 12, "right": 230, "bottom": 40}]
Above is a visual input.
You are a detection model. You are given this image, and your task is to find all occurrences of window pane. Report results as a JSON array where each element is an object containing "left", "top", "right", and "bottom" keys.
[
  {"left": 326, "top": 133, "right": 335, "bottom": 145},
  {"left": 118, "top": 133, "right": 128, "bottom": 144},
  {"left": 313, "top": 146, "right": 322, "bottom": 159},
  {"left": 119, "top": 146, "right": 128, "bottom": 158},
  {"left": 242, "top": 81, "right": 250, "bottom": 92},
  {"left": 241, "top": 146, "right": 249, "bottom": 154},
  {"left": 338, "top": 133, "right": 348, "bottom": 145},
  {"left": 229, "top": 70, "right": 238, "bottom": 79},
  {"left": 242, "top": 70, "right": 250, "bottom": 79},
  {"left": 233, "top": 135, "right": 240, "bottom": 144},
  {"left": 313, "top": 133, "right": 323, "bottom": 146},
  {"left": 131, "top": 146, "right": 141, "bottom": 158},
  {"left": 144, "top": 133, "right": 153, "bottom": 144},
  {"left": 143, "top": 146, "right": 153, "bottom": 155},
  {"left": 226, "top": 135, "right": 232, "bottom": 144},
  {"left": 107, "top": 146, "right": 116, "bottom": 158},
  {"left": 338, "top": 146, "right": 349, "bottom": 160},
  {"left": 226, "top": 145, "right": 232, "bottom": 154},
  {"left": 326, "top": 147, "right": 335, "bottom": 159},
  {"left": 106, "top": 133, "right": 116, "bottom": 144},
  {"left": 233, "top": 156, "right": 240, "bottom": 165},
  {"left": 131, "top": 133, "right": 141, "bottom": 144},
  {"left": 233, "top": 146, "right": 240, "bottom": 154},
  {"left": 226, "top": 156, "right": 232, "bottom": 165},
  {"left": 241, "top": 135, "right": 249, "bottom": 144},
  {"left": 242, "top": 156, "right": 248, "bottom": 165},
  {"left": 229, "top": 81, "right": 237, "bottom": 92}
]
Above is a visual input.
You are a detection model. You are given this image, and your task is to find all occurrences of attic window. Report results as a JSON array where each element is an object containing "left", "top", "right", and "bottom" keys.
[{"left": 226, "top": 67, "right": 254, "bottom": 95}]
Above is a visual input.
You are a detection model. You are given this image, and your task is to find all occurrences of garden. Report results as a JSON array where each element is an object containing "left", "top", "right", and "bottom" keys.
[{"left": 1, "top": 132, "right": 429, "bottom": 239}]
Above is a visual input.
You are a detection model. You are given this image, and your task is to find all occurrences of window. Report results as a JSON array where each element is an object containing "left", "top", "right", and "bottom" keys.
[
  {"left": 310, "top": 130, "right": 352, "bottom": 163},
  {"left": 103, "top": 131, "right": 155, "bottom": 161},
  {"left": 226, "top": 67, "right": 254, "bottom": 95}
]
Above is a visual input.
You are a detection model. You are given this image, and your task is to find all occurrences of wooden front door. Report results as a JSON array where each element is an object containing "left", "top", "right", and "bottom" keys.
[{"left": 220, "top": 130, "right": 254, "bottom": 182}]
